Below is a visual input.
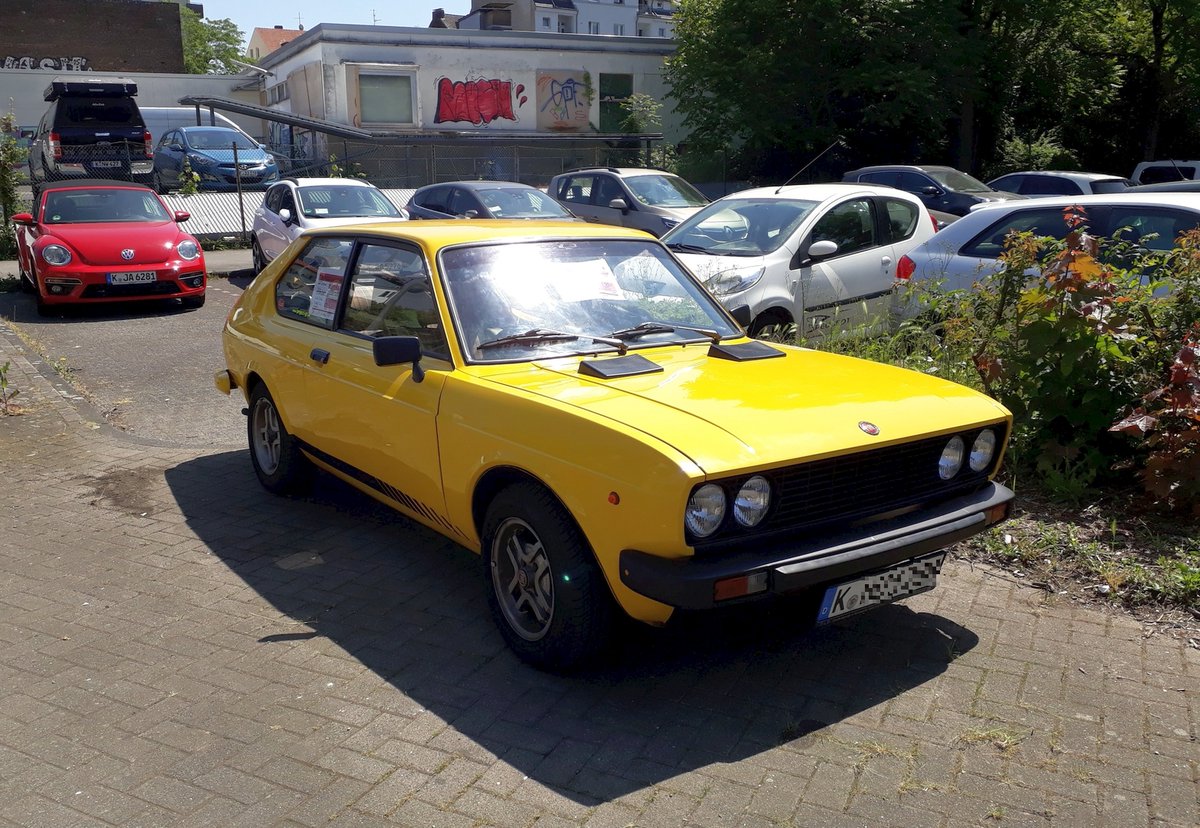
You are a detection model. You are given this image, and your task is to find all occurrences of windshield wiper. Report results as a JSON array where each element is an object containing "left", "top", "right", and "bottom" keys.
[
  {"left": 665, "top": 242, "right": 713, "bottom": 254},
  {"left": 478, "top": 328, "right": 628, "bottom": 354},
  {"left": 609, "top": 321, "right": 723, "bottom": 344}
]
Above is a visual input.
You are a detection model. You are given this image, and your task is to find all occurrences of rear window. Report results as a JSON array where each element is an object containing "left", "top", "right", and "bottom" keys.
[
  {"left": 1091, "top": 178, "right": 1131, "bottom": 194},
  {"left": 54, "top": 96, "right": 142, "bottom": 129},
  {"left": 1139, "top": 165, "right": 1197, "bottom": 185}
]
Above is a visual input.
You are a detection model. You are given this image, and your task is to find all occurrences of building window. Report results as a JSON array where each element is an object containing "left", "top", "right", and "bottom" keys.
[
  {"left": 659, "top": 27, "right": 666, "bottom": 36},
  {"left": 613, "top": 23, "right": 625, "bottom": 35},
  {"left": 542, "top": 16, "right": 550, "bottom": 28},
  {"left": 358, "top": 73, "right": 415, "bottom": 125},
  {"left": 267, "top": 81, "right": 289, "bottom": 104},
  {"left": 588, "top": 21, "right": 599, "bottom": 34},
  {"left": 599, "top": 73, "right": 632, "bottom": 132}
]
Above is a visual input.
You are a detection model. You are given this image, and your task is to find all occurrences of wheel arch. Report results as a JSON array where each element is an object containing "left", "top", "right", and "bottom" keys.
[{"left": 471, "top": 466, "right": 581, "bottom": 547}]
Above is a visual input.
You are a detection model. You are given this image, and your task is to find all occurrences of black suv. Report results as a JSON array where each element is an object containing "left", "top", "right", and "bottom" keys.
[
  {"left": 842, "top": 164, "right": 1025, "bottom": 216},
  {"left": 28, "top": 77, "right": 154, "bottom": 193}
]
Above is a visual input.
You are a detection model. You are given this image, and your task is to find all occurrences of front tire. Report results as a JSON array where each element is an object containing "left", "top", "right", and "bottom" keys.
[
  {"left": 181, "top": 293, "right": 206, "bottom": 310},
  {"left": 482, "top": 482, "right": 614, "bottom": 671},
  {"left": 247, "top": 384, "right": 312, "bottom": 494}
]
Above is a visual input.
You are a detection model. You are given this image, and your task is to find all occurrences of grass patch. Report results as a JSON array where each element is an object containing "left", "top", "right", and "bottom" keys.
[
  {"left": 0, "top": 275, "right": 22, "bottom": 293},
  {"left": 957, "top": 725, "right": 1031, "bottom": 753}
]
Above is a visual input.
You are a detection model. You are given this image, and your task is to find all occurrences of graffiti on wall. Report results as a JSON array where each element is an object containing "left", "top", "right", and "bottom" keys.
[
  {"left": 434, "top": 77, "right": 527, "bottom": 126},
  {"left": 536, "top": 70, "right": 590, "bottom": 132},
  {"left": 3, "top": 56, "right": 90, "bottom": 71}
]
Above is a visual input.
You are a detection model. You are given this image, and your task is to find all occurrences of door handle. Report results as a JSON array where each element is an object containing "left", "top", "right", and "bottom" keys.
[{"left": 310, "top": 348, "right": 330, "bottom": 364}]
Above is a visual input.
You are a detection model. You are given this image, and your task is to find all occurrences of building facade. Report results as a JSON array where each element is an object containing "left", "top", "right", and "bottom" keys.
[{"left": 456, "top": 0, "right": 676, "bottom": 38}]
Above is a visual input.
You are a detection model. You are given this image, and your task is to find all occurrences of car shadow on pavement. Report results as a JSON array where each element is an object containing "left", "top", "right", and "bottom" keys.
[
  {"left": 165, "top": 451, "right": 979, "bottom": 806},
  {"left": 0, "top": 291, "right": 200, "bottom": 323}
]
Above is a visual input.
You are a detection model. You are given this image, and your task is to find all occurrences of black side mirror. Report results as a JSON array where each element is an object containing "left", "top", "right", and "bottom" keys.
[
  {"left": 730, "top": 304, "right": 753, "bottom": 327},
  {"left": 920, "top": 185, "right": 943, "bottom": 197},
  {"left": 373, "top": 335, "right": 425, "bottom": 382}
]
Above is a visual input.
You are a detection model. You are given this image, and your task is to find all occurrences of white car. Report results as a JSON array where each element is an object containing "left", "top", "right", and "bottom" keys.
[
  {"left": 986, "top": 170, "right": 1132, "bottom": 198},
  {"left": 662, "top": 184, "right": 937, "bottom": 336},
  {"left": 895, "top": 192, "right": 1200, "bottom": 295},
  {"left": 252, "top": 178, "right": 408, "bottom": 272}
]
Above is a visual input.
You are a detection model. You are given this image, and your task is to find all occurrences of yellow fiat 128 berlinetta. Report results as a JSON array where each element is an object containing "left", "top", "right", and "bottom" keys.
[{"left": 216, "top": 219, "right": 1013, "bottom": 670}]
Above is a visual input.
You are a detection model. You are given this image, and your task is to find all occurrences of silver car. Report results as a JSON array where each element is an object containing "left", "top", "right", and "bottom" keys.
[
  {"left": 547, "top": 167, "right": 710, "bottom": 237},
  {"left": 895, "top": 192, "right": 1200, "bottom": 296}
]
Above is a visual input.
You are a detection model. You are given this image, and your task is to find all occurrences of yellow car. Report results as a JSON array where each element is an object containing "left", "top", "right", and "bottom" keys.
[{"left": 217, "top": 220, "right": 1013, "bottom": 670}]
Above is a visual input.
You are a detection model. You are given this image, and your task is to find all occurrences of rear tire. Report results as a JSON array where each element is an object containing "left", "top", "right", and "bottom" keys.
[
  {"left": 482, "top": 482, "right": 615, "bottom": 671},
  {"left": 247, "top": 383, "right": 313, "bottom": 495}
]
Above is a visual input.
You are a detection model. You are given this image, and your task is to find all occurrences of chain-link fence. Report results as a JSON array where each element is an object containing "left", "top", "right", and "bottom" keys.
[
  {"left": 263, "top": 137, "right": 669, "bottom": 190},
  {"left": 29, "top": 141, "right": 155, "bottom": 191}
]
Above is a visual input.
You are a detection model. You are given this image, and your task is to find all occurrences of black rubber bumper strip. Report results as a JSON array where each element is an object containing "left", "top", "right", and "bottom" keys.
[{"left": 619, "top": 482, "right": 1014, "bottom": 609}]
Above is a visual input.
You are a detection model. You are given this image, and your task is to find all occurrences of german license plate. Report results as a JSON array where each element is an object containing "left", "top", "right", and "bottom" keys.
[
  {"left": 92, "top": 160, "right": 121, "bottom": 168},
  {"left": 108, "top": 271, "right": 156, "bottom": 285},
  {"left": 816, "top": 553, "right": 945, "bottom": 623}
]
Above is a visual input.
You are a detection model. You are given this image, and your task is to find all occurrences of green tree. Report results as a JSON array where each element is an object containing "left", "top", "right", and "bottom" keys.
[{"left": 179, "top": 6, "right": 247, "bottom": 75}]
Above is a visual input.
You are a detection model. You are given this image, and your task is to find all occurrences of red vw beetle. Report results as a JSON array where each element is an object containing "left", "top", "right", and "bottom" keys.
[{"left": 12, "top": 179, "right": 207, "bottom": 316}]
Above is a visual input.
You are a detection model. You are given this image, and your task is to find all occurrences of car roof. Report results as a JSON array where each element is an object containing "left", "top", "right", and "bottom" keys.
[
  {"left": 305, "top": 219, "right": 654, "bottom": 246},
  {"left": 39, "top": 178, "right": 154, "bottom": 193},
  {"left": 712, "top": 182, "right": 921, "bottom": 202},
  {"left": 1126, "top": 180, "right": 1200, "bottom": 193},
  {"left": 414, "top": 180, "right": 539, "bottom": 192},
  {"left": 993, "top": 170, "right": 1127, "bottom": 182},
  {"left": 848, "top": 164, "right": 954, "bottom": 174},
  {"left": 553, "top": 167, "right": 674, "bottom": 178},
  {"left": 281, "top": 177, "right": 379, "bottom": 188},
  {"left": 965, "top": 191, "right": 1200, "bottom": 212}
]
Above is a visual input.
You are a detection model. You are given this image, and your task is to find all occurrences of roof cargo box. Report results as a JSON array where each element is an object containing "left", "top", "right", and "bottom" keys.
[{"left": 43, "top": 77, "right": 138, "bottom": 101}]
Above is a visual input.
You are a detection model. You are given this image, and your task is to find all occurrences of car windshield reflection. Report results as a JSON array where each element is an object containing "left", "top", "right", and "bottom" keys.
[
  {"left": 439, "top": 238, "right": 739, "bottom": 363},
  {"left": 43, "top": 188, "right": 170, "bottom": 223},
  {"left": 662, "top": 198, "right": 819, "bottom": 256}
]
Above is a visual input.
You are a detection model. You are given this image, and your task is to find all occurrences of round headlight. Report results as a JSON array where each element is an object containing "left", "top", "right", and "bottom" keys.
[
  {"left": 970, "top": 429, "right": 997, "bottom": 472},
  {"left": 177, "top": 240, "right": 201, "bottom": 261},
  {"left": 938, "top": 436, "right": 965, "bottom": 480},
  {"left": 733, "top": 476, "right": 772, "bottom": 527},
  {"left": 685, "top": 483, "right": 726, "bottom": 538},
  {"left": 41, "top": 244, "right": 72, "bottom": 266}
]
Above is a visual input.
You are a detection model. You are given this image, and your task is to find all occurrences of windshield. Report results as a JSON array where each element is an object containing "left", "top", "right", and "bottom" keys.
[
  {"left": 926, "top": 168, "right": 993, "bottom": 193},
  {"left": 297, "top": 186, "right": 401, "bottom": 219},
  {"left": 184, "top": 128, "right": 258, "bottom": 150},
  {"left": 625, "top": 174, "right": 709, "bottom": 208},
  {"left": 662, "top": 197, "right": 819, "bottom": 256},
  {"left": 42, "top": 188, "right": 170, "bottom": 224},
  {"left": 440, "top": 238, "right": 739, "bottom": 363},
  {"left": 477, "top": 187, "right": 573, "bottom": 218}
]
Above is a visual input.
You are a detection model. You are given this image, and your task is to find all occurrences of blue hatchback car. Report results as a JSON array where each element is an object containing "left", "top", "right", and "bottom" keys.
[{"left": 152, "top": 126, "right": 278, "bottom": 193}]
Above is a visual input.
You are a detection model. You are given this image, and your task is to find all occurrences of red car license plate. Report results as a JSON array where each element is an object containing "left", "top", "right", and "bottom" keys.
[{"left": 108, "top": 271, "right": 157, "bottom": 285}]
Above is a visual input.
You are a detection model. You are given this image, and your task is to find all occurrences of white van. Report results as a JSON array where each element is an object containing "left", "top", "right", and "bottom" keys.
[{"left": 140, "top": 106, "right": 256, "bottom": 146}]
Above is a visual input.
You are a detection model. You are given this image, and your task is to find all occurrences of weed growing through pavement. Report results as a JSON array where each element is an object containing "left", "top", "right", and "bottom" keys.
[
  {"left": 0, "top": 359, "right": 19, "bottom": 414},
  {"left": 958, "top": 726, "right": 1031, "bottom": 754}
]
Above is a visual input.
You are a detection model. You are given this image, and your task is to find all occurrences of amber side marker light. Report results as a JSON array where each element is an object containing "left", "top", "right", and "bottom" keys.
[
  {"left": 714, "top": 571, "right": 769, "bottom": 602},
  {"left": 985, "top": 502, "right": 1010, "bottom": 526}
]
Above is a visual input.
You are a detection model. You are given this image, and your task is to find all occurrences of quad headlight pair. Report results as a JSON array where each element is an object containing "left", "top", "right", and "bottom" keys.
[
  {"left": 685, "top": 475, "right": 771, "bottom": 539},
  {"left": 938, "top": 428, "right": 997, "bottom": 480}
]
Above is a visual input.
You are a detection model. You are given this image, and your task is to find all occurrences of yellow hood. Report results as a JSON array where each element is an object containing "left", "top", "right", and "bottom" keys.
[{"left": 478, "top": 343, "right": 1010, "bottom": 476}]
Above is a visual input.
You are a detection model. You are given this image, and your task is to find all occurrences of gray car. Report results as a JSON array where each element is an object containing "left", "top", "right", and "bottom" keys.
[{"left": 547, "top": 167, "right": 710, "bottom": 237}]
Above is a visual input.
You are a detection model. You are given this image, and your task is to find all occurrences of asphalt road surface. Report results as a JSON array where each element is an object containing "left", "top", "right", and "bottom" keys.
[{"left": 0, "top": 274, "right": 253, "bottom": 448}]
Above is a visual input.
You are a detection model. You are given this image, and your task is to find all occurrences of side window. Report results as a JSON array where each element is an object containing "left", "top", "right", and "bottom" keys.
[
  {"left": 593, "top": 175, "right": 625, "bottom": 206},
  {"left": 447, "top": 187, "right": 479, "bottom": 216},
  {"left": 1105, "top": 208, "right": 1200, "bottom": 253},
  {"left": 559, "top": 175, "right": 594, "bottom": 204},
  {"left": 882, "top": 198, "right": 919, "bottom": 242},
  {"left": 419, "top": 186, "right": 451, "bottom": 214},
  {"left": 895, "top": 172, "right": 934, "bottom": 193},
  {"left": 265, "top": 185, "right": 283, "bottom": 213},
  {"left": 1140, "top": 165, "right": 1196, "bottom": 185},
  {"left": 1025, "top": 176, "right": 1080, "bottom": 196},
  {"left": 341, "top": 244, "right": 448, "bottom": 358},
  {"left": 960, "top": 208, "right": 1073, "bottom": 259},
  {"left": 275, "top": 237, "right": 354, "bottom": 327},
  {"left": 279, "top": 188, "right": 297, "bottom": 216},
  {"left": 811, "top": 199, "right": 878, "bottom": 256},
  {"left": 859, "top": 171, "right": 898, "bottom": 187},
  {"left": 989, "top": 175, "right": 1020, "bottom": 193}
]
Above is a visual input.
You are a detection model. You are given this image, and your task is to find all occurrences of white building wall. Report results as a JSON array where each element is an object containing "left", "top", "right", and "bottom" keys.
[{"left": 574, "top": 0, "right": 638, "bottom": 36}]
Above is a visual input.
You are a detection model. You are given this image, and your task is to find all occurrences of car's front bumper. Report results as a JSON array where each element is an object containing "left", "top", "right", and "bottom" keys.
[
  {"left": 619, "top": 482, "right": 1013, "bottom": 609},
  {"left": 37, "top": 261, "right": 207, "bottom": 305}
]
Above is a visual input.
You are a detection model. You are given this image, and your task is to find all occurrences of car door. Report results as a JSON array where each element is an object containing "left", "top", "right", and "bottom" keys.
[
  {"left": 307, "top": 240, "right": 451, "bottom": 520},
  {"left": 792, "top": 197, "right": 896, "bottom": 332},
  {"left": 556, "top": 174, "right": 600, "bottom": 222},
  {"left": 446, "top": 187, "right": 484, "bottom": 218},
  {"left": 255, "top": 184, "right": 292, "bottom": 261},
  {"left": 411, "top": 185, "right": 452, "bottom": 219},
  {"left": 588, "top": 173, "right": 636, "bottom": 229}
]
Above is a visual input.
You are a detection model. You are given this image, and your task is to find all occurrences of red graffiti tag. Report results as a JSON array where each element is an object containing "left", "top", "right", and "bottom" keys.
[{"left": 435, "top": 78, "right": 518, "bottom": 125}]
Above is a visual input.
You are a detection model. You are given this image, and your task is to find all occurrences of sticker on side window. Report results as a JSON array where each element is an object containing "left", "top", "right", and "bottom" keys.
[{"left": 308, "top": 267, "right": 344, "bottom": 323}]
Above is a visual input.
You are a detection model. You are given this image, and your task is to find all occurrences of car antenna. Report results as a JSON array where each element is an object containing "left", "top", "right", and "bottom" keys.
[{"left": 775, "top": 135, "right": 846, "bottom": 194}]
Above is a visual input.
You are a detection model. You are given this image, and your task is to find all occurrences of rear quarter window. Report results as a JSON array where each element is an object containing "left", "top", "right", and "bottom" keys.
[
  {"left": 883, "top": 198, "right": 920, "bottom": 242},
  {"left": 960, "top": 208, "right": 1073, "bottom": 259}
]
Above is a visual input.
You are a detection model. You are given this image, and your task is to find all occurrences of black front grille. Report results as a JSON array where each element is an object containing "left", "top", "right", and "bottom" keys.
[
  {"left": 692, "top": 424, "right": 1007, "bottom": 552},
  {"left": 82, "top": 280, "right": 181, "bottom": 298}
]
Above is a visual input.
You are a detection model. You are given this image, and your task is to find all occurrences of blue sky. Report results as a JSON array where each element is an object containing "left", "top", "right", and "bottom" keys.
[{"left": 198, "top": 1, "right": 470, "bottom": 48}]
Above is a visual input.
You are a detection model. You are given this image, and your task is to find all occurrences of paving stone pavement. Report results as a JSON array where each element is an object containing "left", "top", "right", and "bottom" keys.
[{"left": 1, "top": 320, "right": 1197, "bottom": 828}]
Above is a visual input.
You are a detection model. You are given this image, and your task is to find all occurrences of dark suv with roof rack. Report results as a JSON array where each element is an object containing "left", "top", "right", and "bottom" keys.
[{"left": 28, "top": 77, "right": 154, "bottom": 194}]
